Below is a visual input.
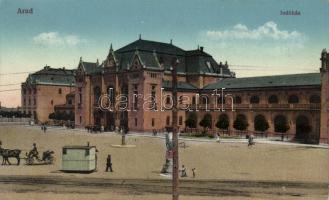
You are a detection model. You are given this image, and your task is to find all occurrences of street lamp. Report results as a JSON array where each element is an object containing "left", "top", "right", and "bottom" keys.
[{"left": 171, "top": 58, "right": 180, "bottom": 200}]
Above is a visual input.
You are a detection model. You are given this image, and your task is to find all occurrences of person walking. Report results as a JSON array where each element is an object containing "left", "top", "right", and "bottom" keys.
[
  {"left": 192, "top": 168, "right": 196, "bottom": 178},
  {"left": 105, "top": 154, "right": 113, "bottom": 172},
  {"left": 216, "top": 132, "right": 221, "bottom": 143},
  {"left": 248, "top": 134, "right": 255, "bottom": 147}
]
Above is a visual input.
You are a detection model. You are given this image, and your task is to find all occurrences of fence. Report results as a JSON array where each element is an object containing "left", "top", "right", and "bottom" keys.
[
  {"left": 0, "top": 117, "right": 31, "bottom": 123},
  {"left": 182, "top": 127, "right": 295, "bottom": 140}
]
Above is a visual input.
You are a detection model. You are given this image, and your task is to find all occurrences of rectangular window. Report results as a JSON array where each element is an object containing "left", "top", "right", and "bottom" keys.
[
  {"left": 166, "top": 116, "right": 170, "bottom": 126},
  {"left": 133, "top": 92, "right": 138, "bottom": 110},
  {"left": 79, "top": 94, "right": 82, "bottom": 104},
  {"left": 135, "top": 118, "right": 137, "bottom": 126},
  {"left": 152, "top": 118, "right": 155, "bottom": 127},
  {"left": 151, "top": 84, "right": 156, "bottom": 110},
  {"left": 63, "top": 148, "right": 67, "bottom": 154},
  {"left": 179, "top": 116, "right": 183, "bottom": 126},
  {"left": 85, "top": 149, "right": 89, "bottom": 156},
  {"left": 79, "top": 116, "right": 82, "bottom": 124}
]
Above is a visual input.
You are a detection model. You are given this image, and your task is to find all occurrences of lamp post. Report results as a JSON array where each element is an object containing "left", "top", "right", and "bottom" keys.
[{"left": 171, "top": 58, "right": 179, "bottom": 200}]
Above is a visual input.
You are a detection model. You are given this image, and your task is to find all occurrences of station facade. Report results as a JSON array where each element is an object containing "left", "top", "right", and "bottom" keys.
[{"left": 74, "top": 38, "right": 329, "bottom": 144}]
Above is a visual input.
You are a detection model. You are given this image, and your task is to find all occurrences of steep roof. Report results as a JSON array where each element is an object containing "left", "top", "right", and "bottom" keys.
[
  {"left": 203, "top": 73, "right": 321, "bottom": 90},
  {"left": 116, "top": 39, "right": 185, "bottom": 55},
  {"left": 80, "top": 61, "right": 102, "bottom": 74},
  {"left": 162, "top": 80, "right": 198, "bottom": 90},
  {"left": 23, "top": 66, "right": 76, "bottom": 86},
  {"left": 113, "top": 39, "right": 233, "bottom": 76}
]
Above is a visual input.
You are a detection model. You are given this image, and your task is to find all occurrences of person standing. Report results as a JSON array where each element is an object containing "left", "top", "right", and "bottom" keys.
[
  {"left": 105, "top": 154, "right": 113, "bottom": 172},
  {"left": 180, "top": 165, "right": 187, "bottom": 177}
]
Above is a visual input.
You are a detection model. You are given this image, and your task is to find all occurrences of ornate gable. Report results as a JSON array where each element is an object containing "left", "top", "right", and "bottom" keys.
[
  {"left": 77, "top": 57, "right": 85, "bottom": 75},
  {"left": 105, "top": 44, "right": 117, "bottom": 68},
  {"left": 130, "top": 49, "right": 144, "bottom": 70}
]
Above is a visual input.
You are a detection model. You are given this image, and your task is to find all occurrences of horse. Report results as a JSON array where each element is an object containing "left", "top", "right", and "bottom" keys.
[{"left": 0, "top": 147, "right": 21, "bottom": 165}]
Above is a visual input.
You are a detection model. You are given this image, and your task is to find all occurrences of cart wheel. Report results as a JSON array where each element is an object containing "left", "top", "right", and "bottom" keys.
[
  {"left": 26, "top": 157, "right": 34, "bottom": 165},
  {"left": 45, "top": 157, "right": 54, "bottom": 165}
]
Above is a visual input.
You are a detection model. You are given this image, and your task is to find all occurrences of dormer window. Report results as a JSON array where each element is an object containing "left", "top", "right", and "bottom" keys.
[
  {"left": 134, "top": 60, "right": 139, "bottom": 69},
  {"left": 206, "top": 61, "right": 212, "bottom": 71}
]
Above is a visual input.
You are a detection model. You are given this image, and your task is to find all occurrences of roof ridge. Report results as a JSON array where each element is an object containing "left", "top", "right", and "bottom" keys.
[{"left": 234, "top": 72, "right": 319, "bottom": 80}]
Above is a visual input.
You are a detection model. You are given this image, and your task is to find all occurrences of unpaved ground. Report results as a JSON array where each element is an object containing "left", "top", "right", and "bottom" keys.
[
  {"left": 0, "top": 125, "right": 328, "bottom": 199},
  {"left": 0, "top": 175, "right": 327, "bottom": 200}
]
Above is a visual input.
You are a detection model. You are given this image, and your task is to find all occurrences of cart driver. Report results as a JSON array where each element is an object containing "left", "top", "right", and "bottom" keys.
[{"left": 29, "top": 143, "right": 39, "bottom": 159}]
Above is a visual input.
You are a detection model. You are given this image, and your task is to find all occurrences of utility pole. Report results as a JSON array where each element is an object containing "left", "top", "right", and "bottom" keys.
[{"left": 171, "top": 58, "right": 179, "bottom": 200}]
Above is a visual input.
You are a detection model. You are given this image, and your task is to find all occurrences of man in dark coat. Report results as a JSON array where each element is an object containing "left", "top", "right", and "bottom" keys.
[{"left": 106, "top": 154, "right": 113, "bottom": 172}]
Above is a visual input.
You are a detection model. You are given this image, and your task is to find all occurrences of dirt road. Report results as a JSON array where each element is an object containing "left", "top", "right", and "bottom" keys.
[{"left": 0, "top": 175, "right": 327, "bottom": 200}]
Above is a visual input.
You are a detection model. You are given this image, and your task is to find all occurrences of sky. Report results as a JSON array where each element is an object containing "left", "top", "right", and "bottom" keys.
[{"left": 0, "top": 0, "right": 328, "bottom": 107}]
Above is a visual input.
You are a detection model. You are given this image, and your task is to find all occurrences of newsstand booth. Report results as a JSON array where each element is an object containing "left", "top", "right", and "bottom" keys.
[{"left": 61, "top": 145, "right": 97, "bottom": 172}]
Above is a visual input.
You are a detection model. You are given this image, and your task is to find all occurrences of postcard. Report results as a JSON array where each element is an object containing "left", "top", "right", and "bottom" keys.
[{"left": 0, "top": 0, "right": 328, "bottom": 199}]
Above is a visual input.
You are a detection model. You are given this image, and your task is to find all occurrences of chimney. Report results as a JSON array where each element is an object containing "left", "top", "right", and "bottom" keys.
[
  {"left": 170, "top": 39, "right": 173, "bottom": 45},
  {"left": 200, "top": 46, "right": 204, "bottom": 52},
  {"left": 139, "top": 34, "right": 142, "bottom": 40}
]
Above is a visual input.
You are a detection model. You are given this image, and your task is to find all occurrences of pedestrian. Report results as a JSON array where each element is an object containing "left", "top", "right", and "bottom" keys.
[
  {"left": 105, "top": 154, "right": 113, "bottom": 172},
  {"left": 192, "top": 168, "right": 196, "bottom": 178},
  {"left": 216, "top": 132, "right": 221, "bottom": 143},
  {"left": 180, "top": 165, "right": 187, "bottom": 177},
  {"left": 43, "top": 125, "right": 47, "bottom": 133},
  {"left": 248, "top": 134, "right": 255, "bottom": 147}
]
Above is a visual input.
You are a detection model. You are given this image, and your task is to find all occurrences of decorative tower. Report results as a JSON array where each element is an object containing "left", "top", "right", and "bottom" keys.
[{"left": 320, "top": 48, "right": 329, "bottom": 144}]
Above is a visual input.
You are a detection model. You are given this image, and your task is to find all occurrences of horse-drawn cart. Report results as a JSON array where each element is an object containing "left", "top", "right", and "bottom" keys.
[{"left": 25, "top": 150, "right": 55, "bottom": 165}]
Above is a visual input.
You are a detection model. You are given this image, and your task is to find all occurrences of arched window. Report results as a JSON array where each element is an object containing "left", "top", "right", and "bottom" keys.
[
  {"left": 250, "top": 95, "right": 260, "bottom": 104},
  {"left": 234, "top": 96, "right": 242, "bottom": 104},
  {"left": 296, "top": 115, "right": 312, "bottom": 142},
  {"left": 274, "top": 115, "right": 289, "bottom": 133},
  {"left": 200, "top": 95, "right": 209, "bottom": 104},
  {"left": 268, "top": 95, "right": 279, "bottom": 104},
  {"left": 254, "top": 115, "right": 269, "bottom": 132},
  {"left": 179, "top": 96, "right": 183, "bottom": 104},
  {"left": 216, "top": 114, "right": 229, "bottom": 130},
  {"left": 233, "top": 114, "right": 248, "bottom": 131},
  {"left": 58, "top": 88, "right": 62, "bottom": 94},
  {"left": 309, "top": 95, "right": 320, "bottom": 104},
  {"left": 166, "top": 96, "right": 171, "bottom": 104},
  {"left": 288, "top": 95, "right": 299, "bottom": 104},
  {"left": 107, "top": 86, "right": 115, "bottom": 104},
  {"left": 94, "top": 86, "right": 101, "bottom": 103},
  {"left": 192, "top": 96, "right": 196, "bottom": 105},
  {"left": 217, "top": 96, "right": 225, "bottom": 104}
]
